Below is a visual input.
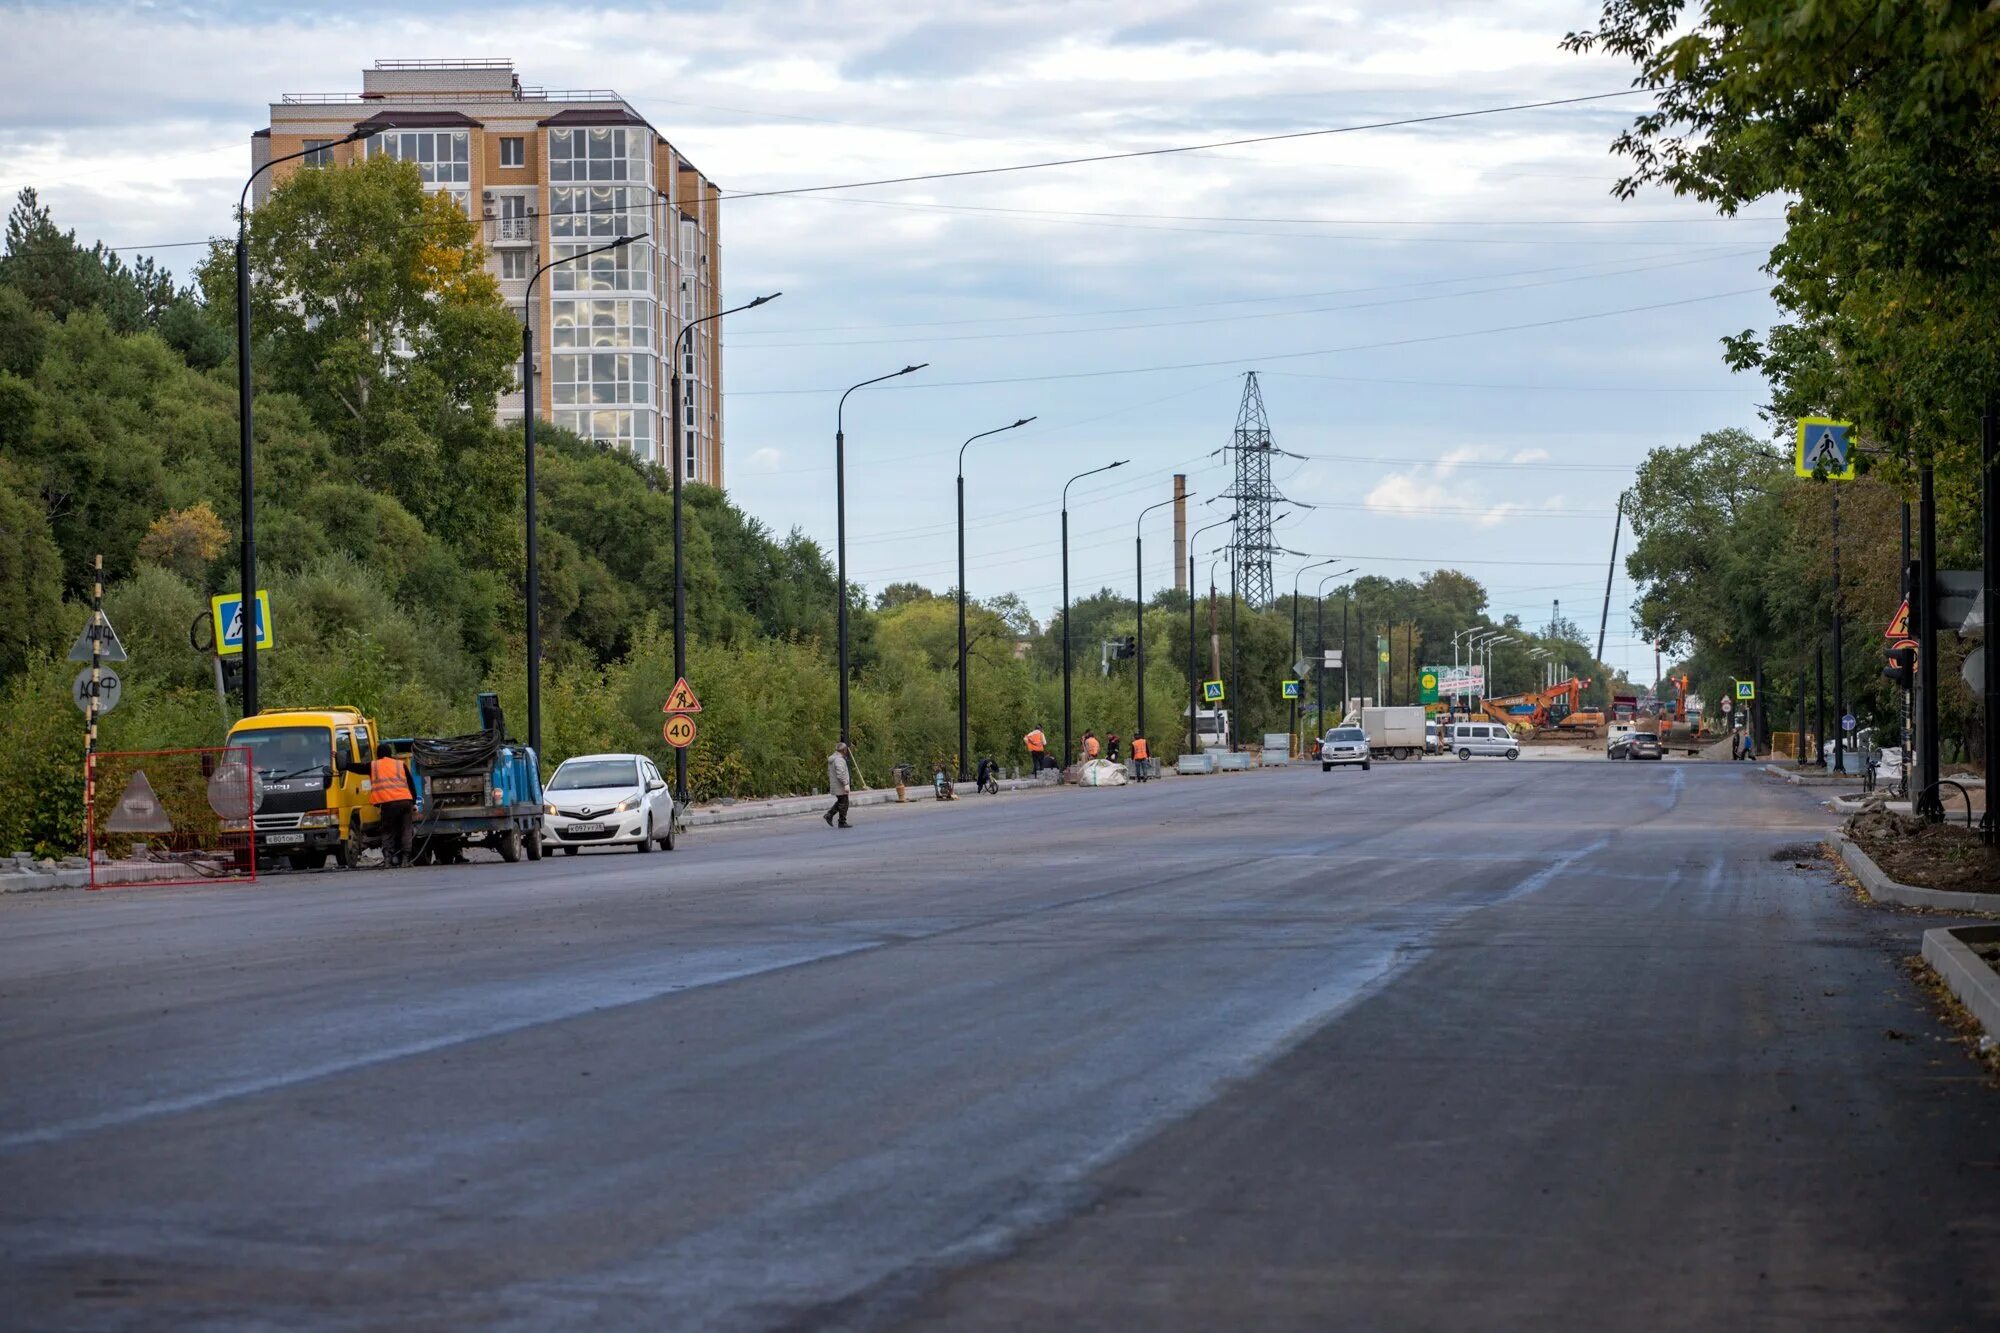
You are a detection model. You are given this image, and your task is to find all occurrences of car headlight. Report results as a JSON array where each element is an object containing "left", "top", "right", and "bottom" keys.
[
  {"left": 613, "top": 795, "right": 640, "bottom": 814},
  {"left": 544, "top": 802, "right": 559, "bottom": 817},
  {"left": 299, "top": 810, "right": 337, "bottom": 829}
]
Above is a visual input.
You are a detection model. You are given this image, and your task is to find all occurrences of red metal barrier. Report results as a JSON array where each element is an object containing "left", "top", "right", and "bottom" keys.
[{"left": 85, "top": 747, "right": 258, "bottom": 890}]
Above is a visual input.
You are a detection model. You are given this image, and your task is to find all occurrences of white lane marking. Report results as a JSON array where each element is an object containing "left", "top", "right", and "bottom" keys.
[{"left": 0, "top": 940, "right": 880, "bottom": 1155}]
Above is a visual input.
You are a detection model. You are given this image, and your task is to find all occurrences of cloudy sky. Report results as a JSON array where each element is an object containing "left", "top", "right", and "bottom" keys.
[{"left": 0, "top": 1, "right": 1783, "bottom": 684}]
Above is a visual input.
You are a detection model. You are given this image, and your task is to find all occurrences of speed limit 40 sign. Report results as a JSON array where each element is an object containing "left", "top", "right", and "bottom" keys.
[{"left": 663, "top": 713, "right": 697, "bottom": 748}]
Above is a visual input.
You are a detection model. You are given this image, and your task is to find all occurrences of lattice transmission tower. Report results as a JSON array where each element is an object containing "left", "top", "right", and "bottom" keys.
[{"left": 1222, "top": 372, "right": 1297, "bottom": 607}]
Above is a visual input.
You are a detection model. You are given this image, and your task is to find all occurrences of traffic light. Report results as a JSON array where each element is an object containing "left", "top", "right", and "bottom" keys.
[
  {"left": 220, "top": 656, "right": 245, "bottom": 692},
  {"left": 1115, "top": 635, "right": 1136, "bottom": 660},
  {"left": 1884, "top": 644, "right": 1915, "bottom": 690}
]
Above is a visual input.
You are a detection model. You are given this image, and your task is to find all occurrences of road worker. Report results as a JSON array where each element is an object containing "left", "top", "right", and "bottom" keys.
[
  {"left": 369, "top": 748, "right": 416, "bottom": 868},
  {"left": 1083, "top": 730, "right": 1100, "bottom": 762},
  {"left": 1024, "top": 726, "right": 1048, "bottom": 773},
  {"left": 1131, "top": 735, "right": 1151, "bottom": 782}
]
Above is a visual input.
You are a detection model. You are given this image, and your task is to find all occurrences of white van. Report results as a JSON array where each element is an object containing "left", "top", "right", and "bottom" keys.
[{"left": 1446, "top": 721, "right": 1519, "bottom": 761}]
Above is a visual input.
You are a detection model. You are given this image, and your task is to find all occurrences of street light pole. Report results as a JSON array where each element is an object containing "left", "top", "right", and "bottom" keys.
[
  {"left": 235, "top": 123, "right": 382, "bottom": 718},
  {"left": 1315, "top": 567, "right": 1354, "bottom": 734},
  {"left": 1188, "top": 512, "right": 1238, "bottom": 754},
  {"left": 665, "top": 291, "right": 779, "bottom": 801},
  {"left": 957, "top": 417, "right": 1036, "bottom": 781},
  {"left": 835, "top": 364, "right": 928, "bottom": 745},
  {"left": 1290, "top": 558, "right": 1339, "bottom": 754},
  {"left": 1134, "top": 493, "right": 1184, "bottom": 753},
  {"left": 522, "top": 230, "right": 647, "bottom": 758},
  {"left": 1062, "top": 460, "right": 1128, "bottom": 767}
]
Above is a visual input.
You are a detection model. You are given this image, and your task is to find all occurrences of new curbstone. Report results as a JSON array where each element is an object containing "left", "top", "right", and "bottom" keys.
[
  {"left": 1920, "top": 924, "right": 2000, "bottom": 1040},
  {"left": 1837, "top": 833, "right": 2000, "bottom": 913}
]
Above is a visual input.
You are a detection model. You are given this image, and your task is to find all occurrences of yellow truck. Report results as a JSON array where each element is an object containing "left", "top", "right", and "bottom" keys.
[{"left": 222, "top": 706, "right": 382, "bottom": 869}]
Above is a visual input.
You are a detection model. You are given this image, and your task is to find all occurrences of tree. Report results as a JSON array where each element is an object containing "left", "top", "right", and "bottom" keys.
[
  {"left": 1566, "top": 2, "right": 2000, "bottom": 489},
  {"left": 198, "top": 156, "right": 520, "bottom": 521},
  {"left": 0, "top": 461, "right": 64, "bottom": 678},
  {"left": 137, "top": 501, "right": 228, "bottom": 581}
]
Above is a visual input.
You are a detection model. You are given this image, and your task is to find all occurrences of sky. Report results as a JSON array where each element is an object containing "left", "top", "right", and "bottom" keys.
[{"left": 0, "top": 0, "right": 1785, "bottom": 686}]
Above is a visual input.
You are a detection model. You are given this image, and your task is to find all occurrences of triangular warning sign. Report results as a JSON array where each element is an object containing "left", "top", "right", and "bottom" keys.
[
  {"left": 662, "top": 677, "right": 703, "bottom": 714},
  {"left": 1885, "top": 598, "right": 1910, "bottom": 640},
  {"left": 68, "top": 612, "right": 128, "bottom": 663},
  {"left": 105, "top": 770, "right": 174, "bottom": 834}
]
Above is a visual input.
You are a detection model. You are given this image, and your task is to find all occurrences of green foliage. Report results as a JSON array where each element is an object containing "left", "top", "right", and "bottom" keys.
[{"left": 0, "top": 459, "right": 64, "bottom": 678}]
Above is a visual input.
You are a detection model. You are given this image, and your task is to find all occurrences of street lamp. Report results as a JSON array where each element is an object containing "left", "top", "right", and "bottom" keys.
[
  {"left": 234, "top": 121, "right": 383, "bottom": 717},
  {"left": 663, "top": 290, "right": 779, "bottom": 801},
  {"left": 1314, "top": 567, "right": 1355, "bottom": 733},
  {"left": 1134, "top": 492, "right": 1187, "bottom": 755},
  {"left": 1061, "top": 460, "right": 1128, "bottom": 766},
  {"left": 1290, "top": 557, "right": 1340, "bottom": 752},
  {"left": 1188, "top": 512, "right": 1238, "bottom": 753},
  {"left": 521, "top": 230, "right": 647, "bottom": 757},
  {"left": 835, "top": 364, "right": 928, "bottom": 744},
  {"left": 957, "top": 416, "right": 1036, "bottom": 780}
]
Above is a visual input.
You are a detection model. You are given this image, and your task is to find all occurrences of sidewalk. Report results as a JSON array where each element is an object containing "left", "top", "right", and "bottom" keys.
[{"left": 683, "top": 772, "right": 1060, "bottom": 829}]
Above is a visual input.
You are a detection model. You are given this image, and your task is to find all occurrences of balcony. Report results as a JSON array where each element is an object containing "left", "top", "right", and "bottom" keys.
[{"left": 490, "top": 217, "right": 533, "bottom": 245}]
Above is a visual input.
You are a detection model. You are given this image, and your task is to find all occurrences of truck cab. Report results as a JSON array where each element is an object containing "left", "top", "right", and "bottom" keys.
[{"left": 223, "top": 707, "right": 382, "bottom": 869}]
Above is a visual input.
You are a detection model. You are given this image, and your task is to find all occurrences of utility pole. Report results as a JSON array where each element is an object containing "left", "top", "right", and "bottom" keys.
[
  {"left": 1983, "top": 402, "right": 1997, "bottom": 843},
  {"left": 1597, "top": 495, "right": 1623, "bottom": 664},
  {"left": 1918, "top": 462, "right": 1943, "bottom": 821}
]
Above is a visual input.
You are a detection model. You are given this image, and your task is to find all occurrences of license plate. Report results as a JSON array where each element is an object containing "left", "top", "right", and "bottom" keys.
[
  {"left": 263, "top": 832, "right": 306, "bottom": 845},
  {"left": 566, "top": 822, "right": 607, "bottom": 835}
]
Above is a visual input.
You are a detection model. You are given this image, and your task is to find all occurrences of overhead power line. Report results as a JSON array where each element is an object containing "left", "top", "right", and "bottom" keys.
[
  {"left": 725, "top": 287, "right": 1767, "bottom": 396},
  {"left": 723, "top": 90, "right": 1647, "bottom": 199}
]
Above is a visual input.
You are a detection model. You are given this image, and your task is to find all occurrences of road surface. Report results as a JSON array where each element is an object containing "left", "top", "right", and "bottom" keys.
[{"left": 3, "top": 759, "right": 1997, "bottom": 1328}]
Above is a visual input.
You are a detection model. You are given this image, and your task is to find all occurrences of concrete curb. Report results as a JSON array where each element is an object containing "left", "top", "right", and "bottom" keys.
[
  {"left": 1827, "top": 795, "right": 1886, "bottom": 816},
  {"left": 1836, "top": 834, "right": 2000, "bottom": 913},
  {"left": 1920, "top": 924, "right": 2000, "bottom": 1040},
  {"left": 2, "top": 861, "right": 203, "bottom": 893},
  {"left": 683, "top": 775, "right": 1058, "bottom": 829},
  {"left": 1765, "top": 764, "right": 1852, "bottom": 787}
]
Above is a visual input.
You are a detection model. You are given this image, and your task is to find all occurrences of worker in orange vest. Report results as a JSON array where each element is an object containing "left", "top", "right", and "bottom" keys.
[
  {"left": 1024, "top": 726, "right": 1048, "bottom": 773},
  {"left": 1131, "top": 735, "right": 1151, "bottom": 782},
  {"left": 1083, "top": 731, "right": 1100, "bottom": 762},
  {"left": 369, "top": 750, "right": 416, "bottom": 868}
]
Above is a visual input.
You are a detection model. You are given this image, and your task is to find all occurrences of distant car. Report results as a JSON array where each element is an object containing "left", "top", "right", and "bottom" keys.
[
  {"left": 1320, "top": 726, "right": 1372, "bottom": 772},
  {"left": 542, "top": 753, "right": 676, "bottom": 854},
  {"left": 1446, "top": 721, "right": 1519, "bottom": 761},
  {"left": 1608, "top": 732, "right": 1664, "bottom": 761},
  {"left": 1424, "top": 721, "right": 1441, "bottom": 755}
]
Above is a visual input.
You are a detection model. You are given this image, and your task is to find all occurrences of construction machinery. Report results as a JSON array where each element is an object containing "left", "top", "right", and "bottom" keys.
[{"left": 1479, "top": 677, "right": 1605, "bottom": 738}]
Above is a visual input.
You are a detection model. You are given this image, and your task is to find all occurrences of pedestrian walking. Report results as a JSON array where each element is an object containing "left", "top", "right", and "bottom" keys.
[
  {"left": 1106, "top": 733, "right": 1121, "bottom": 764},
  {"left": 825, "top": 742, "right": 854, "bottom": 828},
  {"left": 369, "top": 747, "right": 416, "bottom": 867},
  {"left": 1131, "top": 735, "right": 1150, "bottom": 781},
  {"left": 1024, "top": 726, "right": 1048, "bottom": 773}
]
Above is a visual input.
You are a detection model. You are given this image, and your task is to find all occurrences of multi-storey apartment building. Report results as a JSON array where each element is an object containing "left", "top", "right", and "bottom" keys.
[{"left": 252, "top": 59, "right": 725, "bottom": 485}]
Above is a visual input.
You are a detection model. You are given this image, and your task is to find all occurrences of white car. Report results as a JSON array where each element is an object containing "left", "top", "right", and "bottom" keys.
[
  {"left": 542, "top": 753, "right": 676, "bottom": 855},
  {"left": 1320, "top": 726, "right": 1372, "bottom": 772}
]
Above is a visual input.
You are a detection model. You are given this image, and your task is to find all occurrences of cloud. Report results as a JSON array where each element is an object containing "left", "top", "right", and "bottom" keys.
[
  {"left": 746, "top": 447, "right": 784, "bottom": 473},
  {"left": 1510, "top": 447, "right": 1551, "bottom": 463}
]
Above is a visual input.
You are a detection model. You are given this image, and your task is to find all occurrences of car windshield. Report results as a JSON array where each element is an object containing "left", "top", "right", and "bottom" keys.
[
  {"left": 550, "top": 759, "right": 639, "bottom": 791},
  {"left": 1327, "top": 729, "right": 1366, "bottom": 742},
  {"left": 233, "top": 726, "right": 332, "bottom": 777}
]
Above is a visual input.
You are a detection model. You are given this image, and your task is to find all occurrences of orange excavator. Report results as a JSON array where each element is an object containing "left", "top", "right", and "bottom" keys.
[{"left": 1480, "top": 677, "right": 1605, "bottom": 737}]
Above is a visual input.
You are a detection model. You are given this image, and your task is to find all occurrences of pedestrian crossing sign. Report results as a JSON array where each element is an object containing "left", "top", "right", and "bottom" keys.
[
  {"left": 1795, "top": 418, "right": 1857, "bottom": 480},
  {"left": 1203, "top": 679, "right": 1225, "bottom": 703},
  {"left": 1282, "top": 679, "right": 1301, "bottom": 699},
  {"left": 209, "top": 590, "right": 273, "bottom": 656},
  {"left": 1735, "top": 680, "right": 1755, "bottom": 700}
]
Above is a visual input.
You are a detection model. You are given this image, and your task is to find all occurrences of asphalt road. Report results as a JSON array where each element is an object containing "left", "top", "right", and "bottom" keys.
[{"left": 3, "top": 758, "right": 1997, "bottom": 1329}]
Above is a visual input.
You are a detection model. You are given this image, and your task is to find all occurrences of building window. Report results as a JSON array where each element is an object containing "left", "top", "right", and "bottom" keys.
[
  {"left": 303, "top": 139, "right": 336, "bottom": 168},
  {"left": 500, "top": 136, "right": 525, "bottom": 168},
  {"left": 370, "top": 129, "right": 472, "bottom": 215},
  {"left": 493, "top": 192, "right": 531, "bottom": 244},
  {"left": 499, "top": 249, "right": 530, "bottom": 280}
]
